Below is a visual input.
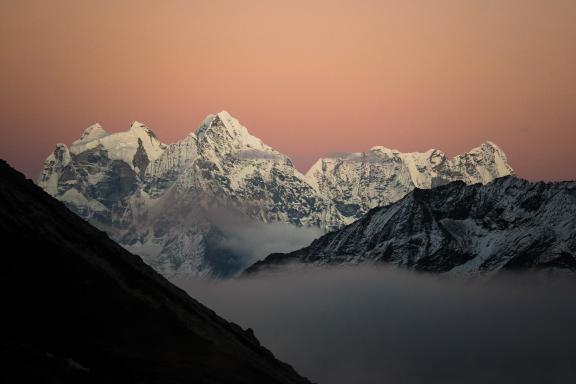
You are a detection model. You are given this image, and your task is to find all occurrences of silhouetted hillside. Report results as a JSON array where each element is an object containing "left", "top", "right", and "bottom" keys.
[{"left": 0, "top": 159, "right": 311, "bottom": 384}]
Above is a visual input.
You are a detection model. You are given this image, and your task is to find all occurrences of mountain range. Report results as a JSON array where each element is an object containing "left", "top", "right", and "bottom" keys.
[
  {"left": 247, "top": 176, "right": 576, "bottom": 276},
  {"left": 38, "top": 111, "right": 514, "bottom": 277},
  {"left": 0, "top": 159, "right": 311, "bottom": 384}
]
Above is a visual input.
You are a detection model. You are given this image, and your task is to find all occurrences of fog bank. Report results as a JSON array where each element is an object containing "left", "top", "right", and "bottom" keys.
[
  {"left": 202, "top": 208, "right": 323, "bottom": 275},
  {"left": 176, "top": 266, "right": 576, "bottom": 384}
]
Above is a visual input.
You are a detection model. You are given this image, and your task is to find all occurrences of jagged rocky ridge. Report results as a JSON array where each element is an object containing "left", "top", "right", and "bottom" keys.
[
  {"left": 246, "top": 177, "right": 576, "bottom": 276},
  {"left": 306, "top": 142, "right": 514, "bottom": 221},
  {"left": 0, "top": 159, "right": 311, "bottom": 384},
  {"left": 38, "top": 111, "right": 514, "bottom": 277}
]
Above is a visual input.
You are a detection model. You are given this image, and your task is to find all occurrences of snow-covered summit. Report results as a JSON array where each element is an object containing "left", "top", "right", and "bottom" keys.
[
  {"left": 38, "top": 120, "right": 167, "bottom": 227},
  {"left": 129, "top": 120, "right": 158, "bottom": 138},
  {"left": 74, "top": 123, "right": 108, "bottom": 145},
  {"left": 369, "top": 146, "right": 400, "bottom": 156},
  {"left": 66, "top": 121, "right": 166, "bottom": 167},
  {"left": 38, "top": 111, "right": 516, "bottom": 278},
  {"left": 195, "top": 111, "right": 276, "bottom": 156},
  {"left": 306, "top": 141, "right": 515, "bottom": 222}
]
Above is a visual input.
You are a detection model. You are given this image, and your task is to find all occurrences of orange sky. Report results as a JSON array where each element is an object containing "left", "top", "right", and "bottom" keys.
[{"left": 1, "top": 0, "right": 575, "bottom": 180}]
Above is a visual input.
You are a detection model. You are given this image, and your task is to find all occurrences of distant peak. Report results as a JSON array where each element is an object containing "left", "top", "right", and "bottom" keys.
[
  {"left": 482, "top": 140, "right": 502, "bottom": 151},
  {"left": 194, "top": 111, "right": 273, "bottom": 152},
  {"left": 216, "top": 110, "right": 232, "bottom": 119},
  {"left": 466, "top": 140, "right": 505, "bottom": 156},
  {"left": 83, "top": 122, "right": 103, "bottom": 132},
  {"left": 196, "top": 111, "right": 241, "bottom": 137},
  {"left": 370, "top": 146, "right": 399, "bottom": 156},
  {"left": 77, "top": 123, "right": 107, "bottom": 143},
  {"left": 424, "top": 148, "right": 446, "bottom": 160},
  {"left": 130, "top": 121, "right": 159, "bottom": 139},
  {"left": 83, "top": 122, "right": 103, "bottom": 131},
  {"left": 130, "top": 121, "right": 147, "bottom": 130},
  {"left": 211, "top": 111, "right": 236, "bottom": 130}
]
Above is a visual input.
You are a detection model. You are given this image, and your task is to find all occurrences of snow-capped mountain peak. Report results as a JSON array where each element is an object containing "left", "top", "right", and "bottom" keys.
[
  {"left": 195, "top": 111, "right": 238, "bottom": 139},
  {"left": 128, "top": 121, "right": 165, "bottom": 160},
  {"left": 67, "top": 121, "right": 166, "bottom": 164},
  {"left": 305, "top": 141, "right": 515, "bottom": 222},
  {"left": 130, "top": 120, "right": 155, "bottom": 135},
  {"left": 481, "top": 140, "right": 501, "bottom": 150},
  {"left": 195, "top": 111, "right": 275, "bottom": 155},
  {"left": 369, "top": 146, "right": 399, "bottom": 156},
  {"left": 73, "top": 123, "right": 108, "bottom": 145},
  {"left": 38, "top": 112, "right": 516, "bottom": 278},
  {"left": 246, "top": 177, "right": 576, "bottom": 276}
]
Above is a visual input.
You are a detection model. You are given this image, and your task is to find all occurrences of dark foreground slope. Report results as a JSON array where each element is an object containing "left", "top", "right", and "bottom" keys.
[
  {"left": 247, "top": 177, "right": 576, "bottom": 276},
  {"left": 0, "top": 159, "right": 311, "bottom": 384}
]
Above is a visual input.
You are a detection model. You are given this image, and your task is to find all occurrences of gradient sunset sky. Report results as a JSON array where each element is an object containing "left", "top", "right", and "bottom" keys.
[{"left": 1, "top": 0, "right": 575, "bottom": 180}]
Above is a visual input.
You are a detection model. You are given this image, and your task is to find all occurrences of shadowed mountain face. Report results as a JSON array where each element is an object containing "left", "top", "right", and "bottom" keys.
[
  {"left": 0, "top": 159, "right": 311, "bottom": 384},
  {"left": 247, "top": 177, "right": 576, "bottom": 276}
]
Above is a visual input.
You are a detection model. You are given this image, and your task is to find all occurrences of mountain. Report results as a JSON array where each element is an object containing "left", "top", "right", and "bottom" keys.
[
  {"left": 143, "top": 112, "right": 338, "bottom": 231},
  {"left": 39, "top": 112, "right": 338, "bottom": 278},
  {"left": 127, "top": 112, "right": 342, "bottom": 276},
  {"left": 38, "top": 120, "right": 166, "bottom": 228},
  {"left": 305, "top": 142, "right": 514, "bottom": 222},
  {"left": 0, "top": 159, "right": 311, "bottom": 384},
  {"left": 246, "top": 177, "right": 576, "bottom": 276},
  {"left": 38, "top": 111, "right": 514, "bottom": 278}
]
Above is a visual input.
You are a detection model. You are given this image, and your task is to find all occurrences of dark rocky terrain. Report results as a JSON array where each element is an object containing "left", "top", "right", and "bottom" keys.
[
  {"left": 247, "top": 176, "right": 576, "bottom": 276},
  {"left": 0, "top": 159, "right": 311, "bottom": 384}
]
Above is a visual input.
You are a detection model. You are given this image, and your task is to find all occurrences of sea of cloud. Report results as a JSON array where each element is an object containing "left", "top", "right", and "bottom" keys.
[{"left": 176, "top": 266, "right": 576, "bottom": 384}]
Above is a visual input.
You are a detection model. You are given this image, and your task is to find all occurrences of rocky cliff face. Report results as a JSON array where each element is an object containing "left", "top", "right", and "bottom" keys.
[
  {"left": 0, "top": 159, "right": 312, "bottom": 384},
  {"left": 38, "top": 111, "right": 514, "bottom": 277},
  {"left": 246, "top": 177, "right": 576, "bottom": 276}
]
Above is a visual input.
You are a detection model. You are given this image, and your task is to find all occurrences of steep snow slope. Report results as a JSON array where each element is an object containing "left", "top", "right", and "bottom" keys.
[{"left": 247, "top": 177, "right": 576, "bottom": 276}]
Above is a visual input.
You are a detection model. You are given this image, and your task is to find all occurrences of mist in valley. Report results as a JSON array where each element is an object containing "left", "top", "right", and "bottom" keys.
[
  {"left": 175, "top": 266, "right": 576, "bottom": 384},
  {"left": 209, "top": 212, "right": 322, "bottom": 265}
]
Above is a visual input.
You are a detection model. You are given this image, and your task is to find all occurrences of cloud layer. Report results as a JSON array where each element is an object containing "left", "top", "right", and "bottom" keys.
[
  {"left": 205, "top": 208, "right": 322, "bottom": 271},
  {"left": 176, "top": 267, "right": 576, "bottom": 384}
]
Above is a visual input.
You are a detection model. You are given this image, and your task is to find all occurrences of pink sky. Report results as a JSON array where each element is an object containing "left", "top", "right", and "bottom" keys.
[{"left": 1, "top": 0, "right": 575, "bottom": 180}]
